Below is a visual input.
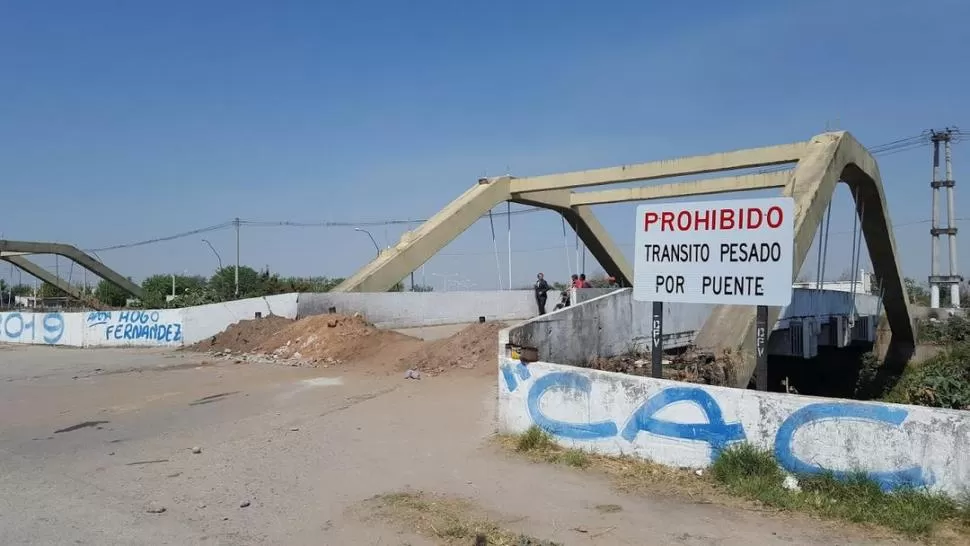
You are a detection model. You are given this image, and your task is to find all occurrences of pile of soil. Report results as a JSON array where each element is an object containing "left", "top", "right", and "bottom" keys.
[
  {"left": 588, "top": 348, "right": 736, "bottom": 385},
  {"left": 401, "top": 322, "right": 505, "bottom": 376},
  {"left": 190, "top": 315, "right": 295, "bottom": 353},
  {"left": 188, "top": 313, "right": 506, "bottom": 377},
  {"left": 255, "top": 314, "right": 422, "bottom": 367}
]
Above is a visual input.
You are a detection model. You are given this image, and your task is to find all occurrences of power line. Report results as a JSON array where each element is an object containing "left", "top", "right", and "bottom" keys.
[
  {"left": 83, "top": 207, "right": 547, "bottom": 252},
  {"left": 87, "top": 221, "right": 235, "bottom": 252},
  {"left": 82, "top": 131, "right": 945, "bottom": 254}
]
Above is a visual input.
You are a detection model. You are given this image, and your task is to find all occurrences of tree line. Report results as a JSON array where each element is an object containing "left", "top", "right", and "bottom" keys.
[{"left": 0, "top": 266, "right": 435, "bottom": 309}]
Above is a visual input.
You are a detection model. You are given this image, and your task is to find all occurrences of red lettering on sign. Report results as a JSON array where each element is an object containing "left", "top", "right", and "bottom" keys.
[
  {"left": 661, "top": 212, "right": 675, "bottom": 231},
  {"left": 642, "top": 206, "right": 787, "bottom": 232},
  {"left": 766, "top": 206, "right": 783, "bottom": 228}
]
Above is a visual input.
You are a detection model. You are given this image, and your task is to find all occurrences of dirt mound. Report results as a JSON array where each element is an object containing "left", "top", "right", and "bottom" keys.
[
  {"left": 188, "top": 315, "right": 295, "bottom": 353},
  {"left": 401, "top": 322, "right": 505, "bottom": 376},
  {"left": 256, "top": 314, "right": 422, "bottom": 368}
]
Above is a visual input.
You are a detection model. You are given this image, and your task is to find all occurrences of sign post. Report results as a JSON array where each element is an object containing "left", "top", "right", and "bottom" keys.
[
  {"left": 651, "top": 301, "right": 663, "bottom": 378},
  {"left": 633, "top": 197, "right": 794, "bottom": 385},
  {"left": 755, "top": 305, "right": 768, "bottom": 390}
]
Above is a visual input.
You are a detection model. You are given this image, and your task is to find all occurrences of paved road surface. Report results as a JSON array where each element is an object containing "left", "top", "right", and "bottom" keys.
[{"left": 0, "top": 345, "right": 907, "bottom": 545}]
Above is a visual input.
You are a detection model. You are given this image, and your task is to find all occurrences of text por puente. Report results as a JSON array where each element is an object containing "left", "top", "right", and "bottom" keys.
[{"left": 642, "top": 242, "right": 783, "bottom": 263}]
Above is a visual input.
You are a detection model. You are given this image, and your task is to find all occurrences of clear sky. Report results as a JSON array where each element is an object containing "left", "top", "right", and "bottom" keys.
[{"left": 1, "top": 0, "right": 968, "bottom": 291}]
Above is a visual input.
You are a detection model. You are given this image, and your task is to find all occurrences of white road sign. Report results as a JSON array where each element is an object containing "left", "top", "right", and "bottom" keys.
[{"left": 633, "top": 196, "right": 794, "bottom": 306}]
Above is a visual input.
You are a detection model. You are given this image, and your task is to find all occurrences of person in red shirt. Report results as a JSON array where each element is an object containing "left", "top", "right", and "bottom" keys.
[
  {"left": 570, "top": 274, "right": 582, "bottom": 289},
  {"left": 580, "top": 273, "right": 592, "bottom": 288}
]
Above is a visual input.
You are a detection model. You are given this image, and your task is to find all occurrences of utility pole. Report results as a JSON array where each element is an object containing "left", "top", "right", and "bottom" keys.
[
  {"left": 928, "top": 128, "right": 962, "bottom": 308},
  {"left": 234, "top": 217, "right": 241, "bottom": 298}
]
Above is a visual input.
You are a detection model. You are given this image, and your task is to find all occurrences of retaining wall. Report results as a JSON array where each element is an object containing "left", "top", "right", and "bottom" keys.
[
  {"left": 0, "top": 290, "right": 538, "bottom": 348},
  {"left": 496, "top": 344, "right": 970, "bottom": 499},
  {"left": 296, "top": 290, "right": 538, "bottom": 328},
  {"left": 509, "top": 288, "right": 882, "bottom": 366},
  {"left": 0, "top": 294, "right": 300, "bottom": 348}
]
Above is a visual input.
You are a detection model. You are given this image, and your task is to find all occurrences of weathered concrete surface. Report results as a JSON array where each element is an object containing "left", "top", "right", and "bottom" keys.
[
  {"left": 0, "top": 346, "right": 901, "bottom": 545},
  {"left": 334, "top": 139, "right": 807, "bottom": 293},
  {"left": 0, "top": 294, "right": 300, "bottom": 348},
  {"left": 498, "top": 354, "right": 970, "bottom": 499},
  {"left": 509, "top": 288, "right": 880, "bottom": 366},
  {"left": 297, "top": 290, "right": 537, "bottom": 328},
  {"left": 0, "top": 239, "right": 144, "bottom": 299},
  {"left": 333, "top": 177, "right": 512, "bottom": 292},
  {"left": 695, "top": 132, "right": 915, "bottom": 387}
]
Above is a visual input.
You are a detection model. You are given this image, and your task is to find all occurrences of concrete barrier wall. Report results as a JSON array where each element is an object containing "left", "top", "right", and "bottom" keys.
[
  {"left": 0, "top": 294, "right": 300, "bottom": 348},
  {"left": 83, "top": 309, "right": 184, "bottom": 347},
  {"left": 180, "top": 294, "right": 299, "bottom": 345},
  {"left": 0, "top": 310, "right": 84, "bottom": 346},
  {"left": 296, "top": 290, "right": 538, "bottom": 328},
  {"left": 496, "top": 350, "right": 970, "bottom": 499},
  {"left": 0, "top": 291, "right": 530, "bottom": 348},
  {"left": 509, "top": 288, "right": 884, "bottom": 365}
]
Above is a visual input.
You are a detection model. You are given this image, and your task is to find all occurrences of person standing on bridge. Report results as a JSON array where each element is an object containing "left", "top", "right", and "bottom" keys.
[{"left": 534, "top": 272, "right": 551, "bottom": 315}]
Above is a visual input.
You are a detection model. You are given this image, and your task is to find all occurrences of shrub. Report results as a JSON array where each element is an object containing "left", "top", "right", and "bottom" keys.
[{"left": 885, "top": 341, "right": 970, "bottom": 409}]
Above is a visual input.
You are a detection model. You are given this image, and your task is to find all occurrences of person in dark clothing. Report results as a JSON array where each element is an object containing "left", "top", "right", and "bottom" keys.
[{"left": 534, "top": 272, "right": 550, "bottom": 315}]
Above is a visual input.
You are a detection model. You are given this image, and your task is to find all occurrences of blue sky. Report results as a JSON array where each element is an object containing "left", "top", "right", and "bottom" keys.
[{"left": 1, "top": 0, "right": 968, "bottom": 290}]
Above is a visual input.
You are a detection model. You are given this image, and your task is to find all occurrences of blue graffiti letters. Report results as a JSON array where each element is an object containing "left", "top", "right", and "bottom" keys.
[
  {"left": 42, "top": 313, "right": 64, "bottom": 344},
  {"left": 4, "top": 312, "right": 33, "bottom": 339},
  {"left": 117, "top": 310, "right": 161, "bottom": 324},
  {"left": 620, "top": 387, "right": 746, "bottom": 453},
  {"left": 105, "top": 322, "right": 182, "bottom": 343},
  {"left": 0, "top": 312, "right": 64, "bottom": 345},
  {"left": 774, "top": 402, "right": 928, "bottom": 490},
  {"left": 86, "top": 311, "right": 111, "bottom": 326},
  {"left": 501, "top": 362, "right": 532, "bottom": 392},
  {"left": 526, "top": 372, "right": 618, "bottom": 440}
]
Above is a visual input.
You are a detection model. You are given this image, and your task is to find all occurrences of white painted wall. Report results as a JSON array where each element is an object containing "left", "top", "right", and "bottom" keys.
[
  {"left": 496, "top": 346, "right": 970, "bottom": 499},
  {"left": 0, "top": 294, "right": 300, "bottom": 348},
  {"left": 83, "top": 309, "right": 184, "bottom": 347},
  {"left": 297, "top": 290, "right": 538, "bottom": 328},
  {"left": 180, "top": 294, "right": 299, "bottom": 345},
  {"left": 0, "top": 311, "right": 83, "bottom": 346}
]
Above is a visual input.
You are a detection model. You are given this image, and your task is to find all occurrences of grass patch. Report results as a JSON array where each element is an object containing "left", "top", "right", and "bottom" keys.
[
  {"left": 710, "top": 443, "right": 965, "bottom": 537},
  {"left": 502, "top": 427, "right": 970, "bottom": 541},
  {"left": 502, "top": 426, "right": 707, "bottom": 497},
  {"left": 516, "top": 425, "right": 554, "bottom": 452},
  {"left": 365, "top": 490, "right": 561, "bottom": 546}
]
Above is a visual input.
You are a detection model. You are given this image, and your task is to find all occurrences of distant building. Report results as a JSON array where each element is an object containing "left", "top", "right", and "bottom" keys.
[{"left": 792, "top": 269, "right": 873, "bottom": 295}]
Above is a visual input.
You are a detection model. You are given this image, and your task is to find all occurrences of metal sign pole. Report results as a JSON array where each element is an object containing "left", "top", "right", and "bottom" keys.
[
  {"left": 652, "top": 301, "right": 664, "bottom": 378},
  {"left": 755, "top": 305, "right": 768, "bottom": 391}
]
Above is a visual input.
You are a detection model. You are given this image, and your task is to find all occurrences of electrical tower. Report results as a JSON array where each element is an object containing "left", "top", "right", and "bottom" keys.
[{"left": 928, "top": 127, "right": 962, "bottom": 308}]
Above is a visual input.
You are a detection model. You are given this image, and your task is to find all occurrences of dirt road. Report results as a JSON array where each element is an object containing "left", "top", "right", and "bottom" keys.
[{"left": 0, "top": 345, "right": 906, "bottom": 545}]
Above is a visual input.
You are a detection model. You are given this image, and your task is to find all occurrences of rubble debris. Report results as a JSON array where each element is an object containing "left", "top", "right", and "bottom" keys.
[
  {"left": 239, "top": 500, "right": 251, "bottom": 508},
  {"left": 187, "top": 315, "right": 294, "bottom": 353},
  {"left": 191, "top": 446, "right": 202, "bottom": 454},
  {"left": 588, "top": 347, "right": 739, "bottom": 386},
  {"left": 145, "top": 502, "right": 166, "bottom": 514},
  {"left": 188, "top": 313, "right": 505, "bottom": 377},
  {"left": 404, "top": 369, "right": 421, "bottom": 380}
]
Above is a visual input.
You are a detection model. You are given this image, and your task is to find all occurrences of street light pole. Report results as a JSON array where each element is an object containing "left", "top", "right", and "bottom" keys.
[
  {"left": 234, "top": 218, "right": 240, "bottom": 298},
  {"left": 354, "top": 228, "right": 381, "bottom": 257},
  {"left": 201, "top": 239, "right": 224, "bottom": 270}
]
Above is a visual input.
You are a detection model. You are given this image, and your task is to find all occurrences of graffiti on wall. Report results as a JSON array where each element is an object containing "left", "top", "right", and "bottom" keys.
[
  {"left": 502, "top": 362, "right": 930, "bottom": 491},
  {"left": 0, "top": 312, "right": 65, "bottom": 344},
  {"left": 86, "top": 310, "right": 182, "bottom": 343}
]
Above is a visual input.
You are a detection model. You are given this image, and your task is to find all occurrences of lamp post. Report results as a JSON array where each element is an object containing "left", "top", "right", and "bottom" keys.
[
  {"left": 354, "top": 228, "right": 381, "bottom": 257},
  {"left": 201, "top": 239, "right": 224, "bottom": 270}
]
